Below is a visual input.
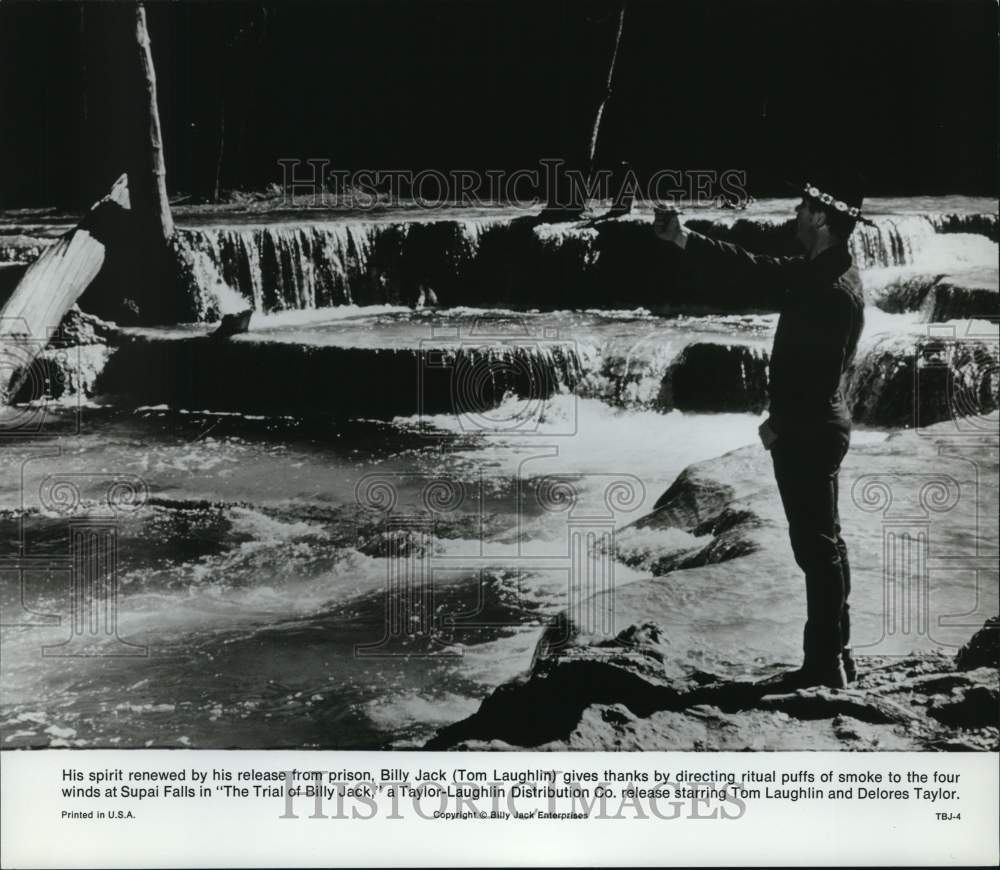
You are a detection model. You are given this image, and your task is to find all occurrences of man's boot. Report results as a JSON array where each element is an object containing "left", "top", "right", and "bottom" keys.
[
  {"left": 756, "top": 635, "right": 848, "bottom": 692},
  {"left": 841, "top": 647, "right": 857, "bottom": 683},
  {"left": 756, "top": 658, "right": 847, "bottom": 692}
]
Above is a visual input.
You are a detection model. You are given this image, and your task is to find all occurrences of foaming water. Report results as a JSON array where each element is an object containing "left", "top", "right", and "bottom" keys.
[
  {"left": 864, "top": 232, "right": 998, "bottom": 290},
  {"left": 0, "top": 397, "right": 766, "bottom": 748},
  {"left": 394, "top": 394, "right": 760, "bottom": 518}
]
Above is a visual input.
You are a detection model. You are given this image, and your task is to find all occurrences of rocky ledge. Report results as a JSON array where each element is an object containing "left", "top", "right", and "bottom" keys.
[
  {"left": 427, "top": 421, "right": 999, "bottom": 751},
  {"left": 870, "top": 267, "right": 998, "bottom": 322},
  {"left": 427, "top": 621, "right": 998, "bottom": 751}
]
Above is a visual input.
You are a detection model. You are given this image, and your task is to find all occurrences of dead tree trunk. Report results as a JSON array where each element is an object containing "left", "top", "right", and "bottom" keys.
[
  {"left": 134, "top": 2, "right": 174, "bottom": 242},
  {"left": 584, "top": 1, "right": 627, "bottom": 188},
  {"left": 213, "top": 96, "right": 226, "bottom": 203},
  {"left": 543, "top": 1, "right": 628, "bottom": 217}
]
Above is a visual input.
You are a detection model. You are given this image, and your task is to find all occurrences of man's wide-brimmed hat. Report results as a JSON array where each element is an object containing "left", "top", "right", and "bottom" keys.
[{"left": 787, "top": 169, "right": 874, "bottom": 226}]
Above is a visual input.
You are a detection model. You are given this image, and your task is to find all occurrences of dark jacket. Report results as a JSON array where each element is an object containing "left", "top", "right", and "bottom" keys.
[{"left": 684, "top": 233, "right": 865, "bottom": 436}]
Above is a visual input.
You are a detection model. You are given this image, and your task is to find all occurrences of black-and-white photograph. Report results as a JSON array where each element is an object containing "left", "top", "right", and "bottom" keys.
[{"left": 1, "top": 0, "right": 996, "bottom": 768}]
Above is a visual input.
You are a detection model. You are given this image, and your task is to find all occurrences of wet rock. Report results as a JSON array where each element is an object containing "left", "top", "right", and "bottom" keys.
[
  {"left": 424, "top": 655, "right": 683, "bottom": 750},
  {"left": 922, "top": 278, "right": 997, "bottom": 322},
  {"left": 427, "top": 621, "right": 999, "bottom": 751},
  {"left": 548, "top": 703, "right": 919, "bottom": 751},
  {"left": 924, "top": 732, "right": 1000, "bottom": 752},
  {"left": 611, "top": 526, "right": 704, "bottom": 576},
  {"left": 556, "top": 704, "right": 815, "bottom": 752},
  {"left": 846, "top": 333, "right": 999, "bottom": 428},
  {"left": 871, "top": 268, "right": 998, "bottom": 321},
  {"left": 11, "top": 344, "right": 114, "bottom": 403},
  {"left": 641, "top": 467, "right": 736, "bottom": 530},
  {"left": 682, "top": 530, "right": 759, "bottom": 565},
  {"left": 871, "top": 267, "right": 1000, "bottom": 323},
  {"left": 955, "top": 615, "right": 1000, "bottom": 670},
  {"left": 59, "top": 306, "right": 118, "bottom": 345},
  {"left": 691, "top": 507, "right": 760, "bottom": 537},
  {"left": 757, "top": 688, "right": 918, "bottom": 725},
  {"left": 5, "top": 307, "right": 119, "bottom": 403},
  {"left": 931, "top": 213, "right": 1000, "bottom": 241},
  {"left": 356, "top": 527, "right": 433, "bottom": 559},
  {"left": 595, "top": 622, "right": 671, "bottom": 659},
  {"left": 875, "top": 671, "right": 977, "bottom": 696},
  {"left": 658, "top": 342, "right": 770, "bottom": 413},
  {"left": 927, "top": 685, "right": 999, "bottom": 729},
  {"left": 211, "top": 309, "right": 253, "bottom": 339}
]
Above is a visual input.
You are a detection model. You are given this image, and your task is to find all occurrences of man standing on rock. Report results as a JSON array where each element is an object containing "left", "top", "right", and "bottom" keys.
[{"left": 653, "top": 171, "right": 867, "bottom": 689}]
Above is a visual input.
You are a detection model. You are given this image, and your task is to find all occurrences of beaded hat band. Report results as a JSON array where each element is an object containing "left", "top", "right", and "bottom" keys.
[{"left": 803, "top": 183, "right": 863, "bottom": 219}]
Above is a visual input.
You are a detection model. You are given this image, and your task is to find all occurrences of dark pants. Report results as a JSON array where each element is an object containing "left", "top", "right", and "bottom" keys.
[{"left": 770, "top": 428, "right": 851, "bottom": 668}]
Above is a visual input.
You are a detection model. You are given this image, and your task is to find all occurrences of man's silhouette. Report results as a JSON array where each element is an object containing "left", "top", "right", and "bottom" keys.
[{"left": 654, "top": 171, "right": 867, "bottom": 688}]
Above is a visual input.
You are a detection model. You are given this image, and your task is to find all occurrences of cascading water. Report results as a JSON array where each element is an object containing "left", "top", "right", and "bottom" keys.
[
  {"left": 174, "top": 218, "right": 501, "bottom": 318},
  {"left": 1, "top": 197, "right": 997, "bottom": 750},
  {"left": 170, "top": 206, "right": 998, "bottom": 320}
]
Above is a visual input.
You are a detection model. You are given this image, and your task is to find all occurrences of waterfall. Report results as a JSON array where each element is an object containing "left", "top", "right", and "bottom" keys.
[
  {"left": 88, "top": 332, "right": 585, "bottom": 419},
  {"left": 849, "top": 216, "right": 939, "bottom": 269},
  {"left": 171, "top": 210, "right": 996, "bottom": 321},
  {"left": 173, "top": 218, "right": 502, "bottom": 318},
  {"left": 16, "top": 313, "right": 998, "bottom": 426}
]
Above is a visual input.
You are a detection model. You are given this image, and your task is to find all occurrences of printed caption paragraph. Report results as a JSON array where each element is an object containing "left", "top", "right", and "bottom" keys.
[{"left": 58, "top": 762, "right": 968, "bottom": 821}]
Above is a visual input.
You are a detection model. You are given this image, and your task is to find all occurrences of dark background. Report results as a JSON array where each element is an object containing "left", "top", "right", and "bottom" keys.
[{"left": 1, "top": 0, "right": 997, "bottom": 207}]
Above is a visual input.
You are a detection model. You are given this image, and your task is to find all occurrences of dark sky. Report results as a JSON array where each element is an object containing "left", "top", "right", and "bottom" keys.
[{"left": 1, "top": 0, "right": 997, "bottom": 206}]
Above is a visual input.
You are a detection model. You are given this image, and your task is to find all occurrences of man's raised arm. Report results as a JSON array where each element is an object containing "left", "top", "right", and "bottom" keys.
[{"left": 652, "top": 206, "right": 803, "bottom": 291}]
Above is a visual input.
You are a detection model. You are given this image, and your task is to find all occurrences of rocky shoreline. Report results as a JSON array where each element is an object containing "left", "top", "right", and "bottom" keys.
[
  {"left": 427, "top": 421, "right": 999, "bottom": 751},
  {"left": 426, "top": 624, "right": 998, "bottom": 751}
]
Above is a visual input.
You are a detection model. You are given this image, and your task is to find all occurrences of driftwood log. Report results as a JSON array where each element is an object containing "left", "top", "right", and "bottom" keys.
[{"left": 0, "top": 175, "right": 130, "bottom": 405}]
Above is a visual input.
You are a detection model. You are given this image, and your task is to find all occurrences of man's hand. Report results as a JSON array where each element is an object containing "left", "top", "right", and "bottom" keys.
[
  {"left": 758, "top": 419, "right": 779, "bottom": 451},
  {"left": 652, "top": 205, "right": 688, "bottom": 248}
]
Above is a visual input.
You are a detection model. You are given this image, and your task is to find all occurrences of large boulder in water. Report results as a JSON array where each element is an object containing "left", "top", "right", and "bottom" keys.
[{"left": 955, "top": 616, "right": 1000, "bottom": 671}]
